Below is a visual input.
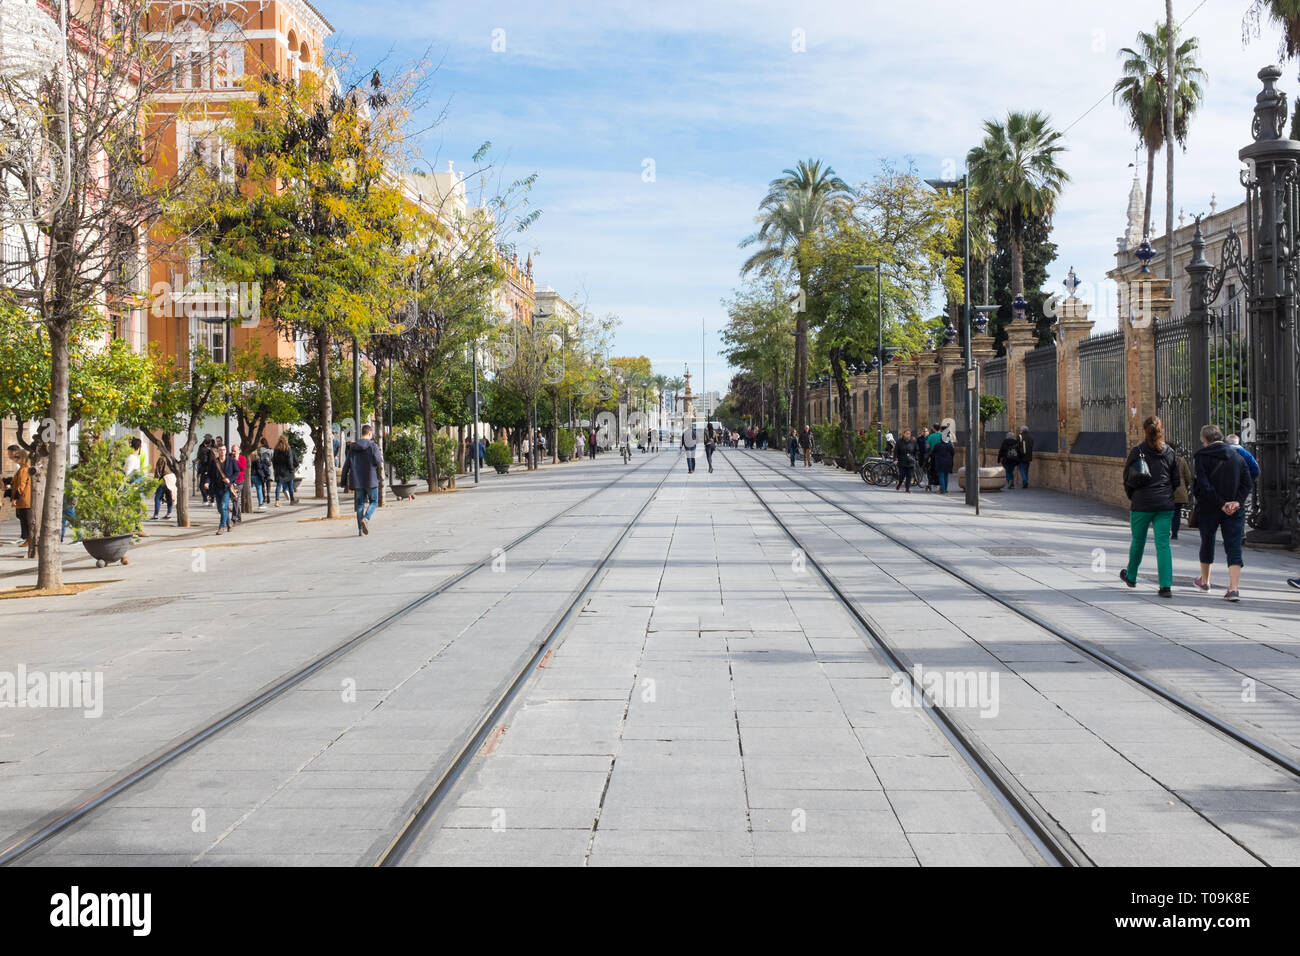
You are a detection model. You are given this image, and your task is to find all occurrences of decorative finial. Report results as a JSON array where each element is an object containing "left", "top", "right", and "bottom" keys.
[
  {"left": 1252, "top": 65, "right": 1288, "bottom": 143},
  {"left": 1209, "top": 192, "right": 1218, "bottom": 215},
  {"left": 1135, "top": 237, "right": 1156, "bottom": 274},
  {"left": 1063, "top": 267, "right": 1081, "bottom": 299},
  {"left": 1178, "top": 208, "right": 1186, "bottom": 229}
]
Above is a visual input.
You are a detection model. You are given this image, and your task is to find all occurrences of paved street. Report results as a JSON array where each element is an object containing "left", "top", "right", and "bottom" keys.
[{"left": 4, "top": 447, "right": 1298, "bottom": 866}]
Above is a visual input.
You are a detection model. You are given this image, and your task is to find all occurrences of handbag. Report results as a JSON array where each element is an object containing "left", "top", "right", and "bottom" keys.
[
  {"left": 1187, "top": 503, "right": 1200, "bottom": 529},
  {"left": 1127, "top": 448, "right": 1153, "bottom": 488}
]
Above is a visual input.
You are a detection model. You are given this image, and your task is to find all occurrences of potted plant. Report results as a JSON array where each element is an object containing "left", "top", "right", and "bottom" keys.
[
  {"left": 67, "top": 438, "right": 156, "bottom": 568},
  {"left": 556, "top": 428, "right": 575, "bottom": 462},
  {"left": 957, "top": 394, "right": 1009, "bottom": 492},
  {"left": 433, "top": 433, "right": 457, "bottom": 489},
  {"left": 285, "top": 429, "right": 308, "bottom": 494},
  {"left": 485, "top": 440, "right": 512, "bottom": 474},
  {"left": 387, "top": 432, "right": 424, "bottom": 499}
]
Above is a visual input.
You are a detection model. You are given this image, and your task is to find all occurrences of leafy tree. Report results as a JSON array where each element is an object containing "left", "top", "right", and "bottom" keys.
[
  {"left": 720, "top": 276, "right": 796, "bottom": 435},
  {"left": 227, "top": 346, "right": 299, "bottom": 512},
  {"left": 198, "top": 67, "right": 411, "bottom": 518},
  {"left": 740, "top": 160, "right": 852, "bottom": 433},
  {"left": 131, "top": 346, "right": 230, "bottom": 529},
  {"left": 989, "top": 213, "right": 1059, "bottom": 348}
]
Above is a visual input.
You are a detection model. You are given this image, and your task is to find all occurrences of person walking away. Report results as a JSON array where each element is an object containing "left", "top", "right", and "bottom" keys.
[
  {"left": 786, "top": 428, "right": 799, "bottom": 467},
  {"left": 272, "top": 434, "right": 297, "bottom": 506},
  {"left": 197, "top": 436, "right": 214, "bottom": 506},
  {"left": 1171, "top": 452, "right": 1193, "bottom": 541},
  {"left": 997, "top": 431, "right": 1021, "bottom": 489},
  {"left": 1193, "top": 424, "right": 1252, "bottom": 602},
  {"left": 229, "top": 444, "right": 247, "bottom": 524},
  {"left": 1225, "top": 434, "right": 1260, "bottom": 482},
  {"left": 205, "top": 444, "right": 239, "bottom": 535},
  {"left": 1017, "top": 427, "right": 1034, "bottom": 488},
  {"left": 932, "top": 435, "right": 955, "bottom": 494},
  {"left": 254, "top": 438, "right": 274, "bottom": 510},
  {"left": 683, "top": 425, "right": 697, "bottom": 474},
  {"left": 151, "top": 457, "right": 175, "bottom": 521},
  {"left": 799, "top": 425, "right": 812, "bottom": 467},
  {"left": 894, "top": 429, "right": 918, "bottom": 493},
  {"left": 339, "top": 424, "right": 384, "bottom": 536},
  {"left": 5, "top": 445, "right": 32, "bottom": 547},
  {"left": 705, "top": 423, "right": 717, "bottom": 473},
  {"left": 1120, "top": 415, "right": 1179, "bottom": 598}
]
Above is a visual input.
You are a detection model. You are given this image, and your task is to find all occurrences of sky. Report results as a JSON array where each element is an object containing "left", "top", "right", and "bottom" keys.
[{"left": 328, "top": 0, "right": 1291, "bottom": 397}]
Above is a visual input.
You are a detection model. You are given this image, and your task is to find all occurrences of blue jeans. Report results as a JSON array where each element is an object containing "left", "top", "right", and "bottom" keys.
[
  {"left": 153, "top": 484, "right": 173, "bottom": 518},
  {"left": 938, "top": 471, "right": 949, "bottom": 493},
  {"left": 216, "top": 489, "right": 231, "bottom": 530},
  {"left": 354, "top": 487, "right": 377, "bottom": 530},
  {"left": 253, "top": 477, "right": 266, "bottom": 506},
  {"left": 686, "top": 455, "right": 695, "bottom": 473},
  {"left": 789, "top": 448, "right": 797, "bottom": 466},
  {"left": 1017, "top": 462, "right": 1029, "bottom": 486},
  {"left": 275, "top": 479, "right": 295, "bottom": 503},
  {"left": 1199, "top": 507, "right": 1245, "bottom": 568}
]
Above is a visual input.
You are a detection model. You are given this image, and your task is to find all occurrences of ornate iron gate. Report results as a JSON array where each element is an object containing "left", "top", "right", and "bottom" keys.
[{"left": 1024, "top": 345, "right": 1058, "bottom": 453}]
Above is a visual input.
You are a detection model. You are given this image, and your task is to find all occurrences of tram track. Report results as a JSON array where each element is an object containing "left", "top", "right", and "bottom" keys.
[
  {"left": 0, "top": 453, "right": 667, "bottom": 867},
  {"left": 736, "top": 448, "right": 1300, "bottom": 783}
]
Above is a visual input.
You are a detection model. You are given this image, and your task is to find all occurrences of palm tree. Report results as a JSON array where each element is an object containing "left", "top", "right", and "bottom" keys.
[
  {"left": 740, "top": 159, "right": 851, "bottom": 432},
  {"left": 1113, "top": 23, "right": 1207, "bottom": 241},
  {"left": 967, "top": 112, "right": 1070, "bottom": 302}
]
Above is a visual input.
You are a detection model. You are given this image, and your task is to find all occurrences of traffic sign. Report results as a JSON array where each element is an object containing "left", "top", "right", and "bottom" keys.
[{"left": 467, "top": 391, "right": 482, "bottom": 415}]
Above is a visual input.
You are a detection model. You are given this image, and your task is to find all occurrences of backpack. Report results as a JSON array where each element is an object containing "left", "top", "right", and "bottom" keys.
[{"left": 1005, "top": 442, "right": 1020, "bottom": 463}]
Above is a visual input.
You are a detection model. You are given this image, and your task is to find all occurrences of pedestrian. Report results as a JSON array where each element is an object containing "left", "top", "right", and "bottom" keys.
[
  {"left": 151, "top": 457, "right": 174, "bottom": 521},
  {"left": 799, "top": 424, "right": 812, "bottom": 467},
  {"left": 197, "top": 436, "right": 214, "bottom": 506},
  {"left": 229, "top": 443, "right": 247, "bottom": 524},
  {"left": 339, "top": 423, "right": 384, "bottom": 536},
  {"left": 932, "top": 435, "right": 955, "bottom": 494},
  {"left": 997, "top": 431, "right": 1021, "bottom": 489},
  {"left": 1120, "top": 415, "right": 1180, "bottom": 598},
  {"left": 254, "top": 437, "right": 274, "bottom": 510},
  {"left": 521, "top": 434, "right": 531, "bottom": 466},
  {"left": 574, "top": 430, "right": 585, "bottom": 459},
  {"left": 683, "top": 424, "right": 697, "bottom": 474},
  {"left": 124, "top": 436, "right": 144, "bottom": 480},
  {"left": 1017, "top": 427, "right": 1034, "bottom": 488},
  {"left": 5, "top": 445, "right": 32, "bottom": 547},
  {"left": 1193, "top": 424, "right": 1252, "bottom": 602},
  {"left": 786, "top": 428, "right": 799, "bottom": 467},
  {"left": 1225, "top": 434, "right": 1260, "bottom": 481},
  {"left": 894, "top": 428, "right": 918, "bottom": 493},
  {"left": 204, "top": 443, "right": 238, "bottom": 535},
  {"left": 916, "top": 426, "right": 933, "bottom": 490},
  {"left": 272, "top": 434, "right": 297, "bottom": 506},
  {"left": 704, "top": 423, "right": 717, "bottom": 473},
  {"left": 1170, "top": 452, "right": 1193, "bottom": 541}
]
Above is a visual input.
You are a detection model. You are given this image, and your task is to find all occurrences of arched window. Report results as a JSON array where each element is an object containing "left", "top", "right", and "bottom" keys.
[
  {"left": 212, "top": 20, "right": 244, "bottom": 90},
  {"left": 172, "top": 23, "right": 207, "bottom": 91},
  {"left": 286, "top": 29, "right": 299, "bottom": 79}
]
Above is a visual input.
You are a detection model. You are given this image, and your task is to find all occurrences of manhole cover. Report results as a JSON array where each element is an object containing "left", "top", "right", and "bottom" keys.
[
  {"left": 95, "top": 596, "right": 179, "bottom": 615},
  {"left": 375, "top": 551, "right": 444, "bottom": 562},
  {"left": 982, "top": 547, "right": 1049, "bottom": 558}
]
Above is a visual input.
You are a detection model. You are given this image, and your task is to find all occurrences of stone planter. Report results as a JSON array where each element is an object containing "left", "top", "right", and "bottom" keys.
[
  {"left": 956, "top": 466, "right": 1006, "bottom": 492},
  {"left": 390, "top": 481, "right": 420, "bottom": 499},
  {"left": 82, "top": 533, "right": 133, "bottom": 568},
  {"left": 494, "top": 464, "right": 509, "bottom": 475}
]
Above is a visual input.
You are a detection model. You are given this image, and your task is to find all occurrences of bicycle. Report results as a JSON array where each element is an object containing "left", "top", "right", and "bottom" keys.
[{"left": 858, "top": 457, "right": 898, "bottom": 487}]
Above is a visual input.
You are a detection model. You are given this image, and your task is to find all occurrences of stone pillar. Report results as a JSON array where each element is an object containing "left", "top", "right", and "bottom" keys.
[
  {"left": 937, "top": 343, "right": 963, "bottom": 425},
  {"left": 916, "top": 351, "right": 939, "bottom": 433},
  {"left": 1120, "top": 276, "right": 1170, "bottom": 447},
  {"left": 1057, "top": 297, "right": 1095, "bottom": 452},
  {"left": 1004, "top": 320, "right": 1037, "bottom": 434}
]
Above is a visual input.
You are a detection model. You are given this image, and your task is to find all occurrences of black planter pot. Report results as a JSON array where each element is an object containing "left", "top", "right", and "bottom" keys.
[
  {"left": 82, "top": 533, "right": 133, "bottom": 568},
  {"left": 390, "top": 481, "right": 420, "bottom": 499},
  {"left": 494, "top": 464, "right": 510, "bottom": 474}
]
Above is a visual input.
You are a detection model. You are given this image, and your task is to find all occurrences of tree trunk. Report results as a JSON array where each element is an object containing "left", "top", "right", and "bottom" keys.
[
  {"left": 794, "top": 313, "right": 808, "bottom": 433},
  {"left": 1143, "top": 144, "right": 1156, "bottom": 241},
  {"left": 417, "top": 380, "right": 437, "bottom": 493},
  {"left": 26, "top": 453, "right": 45, "bottom": 560},
  {"left": 374, "top": 360, "right": 385, "bottom": 508},
  {"left": 316, "top": 328, "right": 339, "bottom": 517},
  {"left": 36, "top": 322, "right": 70, "bottom": 590},
  {"left": 1165, "top": 0, "right": 1175, "bottom": 281},
  {"left": 1009, "top": 219, "right": 1025, "bottom": 298},
  {"left": 829, "top": 348, "right": 855, "bottom": 464}
]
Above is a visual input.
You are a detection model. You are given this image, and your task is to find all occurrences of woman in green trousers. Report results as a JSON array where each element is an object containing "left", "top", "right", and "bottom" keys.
[{"left": 1120, "top": 415, "right": 1181, "bottom": 598}]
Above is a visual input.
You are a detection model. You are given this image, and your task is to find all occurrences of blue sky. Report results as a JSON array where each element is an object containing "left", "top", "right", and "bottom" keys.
[{"left": 331, "top": 0, "right": 1289, "bottom": 397}]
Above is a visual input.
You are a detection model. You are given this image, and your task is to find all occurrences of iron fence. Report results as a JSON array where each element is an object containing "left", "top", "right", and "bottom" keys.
[
  {"left": 1024, "top": 345, "right": 1057, "bottom": 453},
  {"left": 1155, "top": 314, "right": 1195, "bottom": 452},
  {"left": 927, "top": 373, "right": 941, "bottom": 427},
  {"left": 889, "top": 382, "right": 899, "bottom": 437},
  {"left": 1210, "top": 290, "right": 1251, "bottom": 441},
  {"left": 982, "top": 356, "right": 1007, "bottom": 450},
  {"left": 906, "top": 379, "right": 918, "bottom": 434}
]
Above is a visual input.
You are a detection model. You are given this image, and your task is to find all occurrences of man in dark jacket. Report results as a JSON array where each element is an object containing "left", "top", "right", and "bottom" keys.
[
  {"left": 932, "top": 438, "right": 955, "bottom": 494},
  {"left": 1017, "top": 427, "right": 1034, "bottom": 488},
  {"left": 799, "top": 425, "right": 812, "bottom": 467},
  {"left": 340, "top": 424, "right": 384, "bottom": 536},
  {"left": 204, "top": 444, "right": 240, "bottom": 535},
  {"left": 1193, "top": 425, "right": 1252, "bottom": 602}
]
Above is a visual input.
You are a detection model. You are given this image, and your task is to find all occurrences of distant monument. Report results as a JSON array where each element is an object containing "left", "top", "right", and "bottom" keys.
[{"left": 681, "top": 365, "right": 695, "bottom": 423}]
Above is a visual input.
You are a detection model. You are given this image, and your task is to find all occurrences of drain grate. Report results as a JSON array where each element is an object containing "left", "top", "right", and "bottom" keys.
[
  {"left": 95, "top": 596, "right": 180, "bottom": 615},
  {"left": 982, "top": 546, "right": 1050, "bottom": 558},
  {"left": 375, "top": 551, "right": 444, "bottom": 563}
]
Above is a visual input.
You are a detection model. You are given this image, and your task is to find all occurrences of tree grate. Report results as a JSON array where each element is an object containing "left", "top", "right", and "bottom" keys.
[
  {"left": 982, "top": 547, "right": 1050, "bottom": 558},
  {"left": 375, "top": 551, "right": 444, "bottom": 563}
]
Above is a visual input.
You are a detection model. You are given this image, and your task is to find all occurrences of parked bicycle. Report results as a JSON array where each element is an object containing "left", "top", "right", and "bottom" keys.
[{"left": 859, "top": 456, "right": 898, "bottom": 487}]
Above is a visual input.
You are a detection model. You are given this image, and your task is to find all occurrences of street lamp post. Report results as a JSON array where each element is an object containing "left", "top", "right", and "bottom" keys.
[
  {"left": 855, "top": 262, "right": 890, "bottom": 455},
  {"left": 926, "top": 174, "right": 980, "bottom": 512}
]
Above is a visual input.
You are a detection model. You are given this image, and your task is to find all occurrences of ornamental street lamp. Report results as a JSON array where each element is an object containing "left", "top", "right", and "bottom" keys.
[
  {"left": 926, "top": 174, "right": 980, "bottom": 511},
  {"left": 855, "top": 262, "right": 892, "bottom": 455}
]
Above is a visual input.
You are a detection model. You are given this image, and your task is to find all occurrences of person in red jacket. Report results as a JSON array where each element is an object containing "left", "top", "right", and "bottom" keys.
[{"left": 229, "top": 443, "right": 248, "bottom": 524}]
